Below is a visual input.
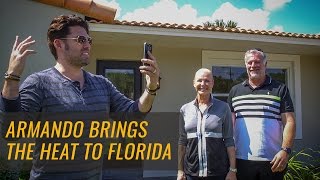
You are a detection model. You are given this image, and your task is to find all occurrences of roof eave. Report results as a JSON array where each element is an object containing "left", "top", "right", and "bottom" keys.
[
  {"left": 35, "top": 0, "right": 116, "bottom": 23},
  {"left": 89, "top": 23, "right": 320, "bottom": 46}
]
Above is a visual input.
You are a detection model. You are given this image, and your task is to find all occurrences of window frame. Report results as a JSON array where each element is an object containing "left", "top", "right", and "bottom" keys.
[
  {"left": 202, "top": 50, "right": 302, "bottom": 139},
  {"left": 96, "top": 60, "right": 142, "bottom": 100}
]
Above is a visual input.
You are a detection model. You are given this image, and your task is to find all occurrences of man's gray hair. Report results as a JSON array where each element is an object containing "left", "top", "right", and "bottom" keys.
[{"left": 244, "top": 48, "right": 267, "bottom": 64}]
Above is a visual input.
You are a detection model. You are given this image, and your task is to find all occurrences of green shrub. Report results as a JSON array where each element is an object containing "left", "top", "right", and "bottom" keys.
[
  {"left": 285, "top": 147, "right": 320, "bottom": 180},
  {"left": 0, "top": 156, "right": 30, "bottom": 180}
]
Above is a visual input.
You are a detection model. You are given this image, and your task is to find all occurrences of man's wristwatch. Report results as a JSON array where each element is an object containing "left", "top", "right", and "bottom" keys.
[
  {"left": 281, "top": 147, "right": 292, "bottom": 154},
  {"left": 229, "top": 167, "right": 237, "bottom": 173}
]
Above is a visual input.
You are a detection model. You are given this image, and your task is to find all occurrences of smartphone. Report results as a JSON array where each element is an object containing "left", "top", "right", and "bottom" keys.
[{"left": 143, "top": 42, "right": 152, "bottom": 59}]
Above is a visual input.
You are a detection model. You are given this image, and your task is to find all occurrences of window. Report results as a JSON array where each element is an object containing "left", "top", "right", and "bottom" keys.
[
  {"left": 96, "top": 60, "right": 143, "bottom": 176},
  {"left": 202, "top": 50, "right": 302, "bottom": 138},
  {"left": 212, "top": 66, "right": 287, "bottom": 102},
  {"left": 105, "top": 69, "right": 135, "bottom": 99},
  {"left": 96, "top": 60, "right": 142, "bottom": 100}
]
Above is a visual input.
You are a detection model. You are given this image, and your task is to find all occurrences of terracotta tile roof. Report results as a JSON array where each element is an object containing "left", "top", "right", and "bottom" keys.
[
  {"left": 35, "top": 0, "right": 116, "bottom": 23},
  {"left": 88, "top": 19, "right": 320, "bottom": 40}
]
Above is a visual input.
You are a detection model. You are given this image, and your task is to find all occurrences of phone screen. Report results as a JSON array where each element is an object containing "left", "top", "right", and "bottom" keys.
[{"left": 143, "top": 42, "right": 152, "bottom": 59}]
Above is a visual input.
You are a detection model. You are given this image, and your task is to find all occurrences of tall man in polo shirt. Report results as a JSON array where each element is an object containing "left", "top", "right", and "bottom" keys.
[
  {"left": 227, "top": 48, "right": 296, "bottom": 180},
  {"left": 0, "top": 14, "right": 160, "bottom": 179}
]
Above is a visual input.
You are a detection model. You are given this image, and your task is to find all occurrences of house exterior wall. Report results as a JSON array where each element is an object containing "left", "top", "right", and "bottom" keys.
[
  {"left": 295, "top": 55, "right": 320, "bottom": 150},
  {"left": 0, "top": 0, "right": 81, "bottom": 88},
  {"left": 0, "top": 0, "right": 319, "bottom": 167},
  {"left": 88, "top": 45, "right": 320, "bottom": 151},
  {"left": 86, "top": 44, "right": 202, "bottom": 112}
]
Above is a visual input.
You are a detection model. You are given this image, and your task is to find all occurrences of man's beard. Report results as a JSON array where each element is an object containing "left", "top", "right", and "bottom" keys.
[
  {"left": 69, "top": 58, "right": 89, "bottom": 67},
  {"left": 248, "top": 70, "right": 264, "bottom": 80},
  {"left": 65, "top": 44, "right": 89, "bottom": 67}
]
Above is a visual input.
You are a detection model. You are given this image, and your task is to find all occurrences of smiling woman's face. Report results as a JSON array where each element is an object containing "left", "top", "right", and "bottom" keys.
[{"left": 193, "top": 70, "right": 214, "bottom": 96}]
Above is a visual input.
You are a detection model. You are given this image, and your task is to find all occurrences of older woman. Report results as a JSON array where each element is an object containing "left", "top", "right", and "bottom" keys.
[{"left": 177, "top": 68, "right": 236, "bottom": 180}]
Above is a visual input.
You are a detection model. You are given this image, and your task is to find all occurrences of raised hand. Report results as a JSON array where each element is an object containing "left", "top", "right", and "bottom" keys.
[
  {"left": 7, "top": 36, "right": 36, "bottom": 76},
  {"left": 2, "top": 36, "right": 36, "bottom": 99},
  {"left": 140, "top": 51, "right": 160, "bottom": 90}
]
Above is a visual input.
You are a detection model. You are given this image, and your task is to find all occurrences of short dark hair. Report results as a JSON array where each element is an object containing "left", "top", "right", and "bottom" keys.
[{"left": 47, "top": 14, "right": 89, "bottom": 60}]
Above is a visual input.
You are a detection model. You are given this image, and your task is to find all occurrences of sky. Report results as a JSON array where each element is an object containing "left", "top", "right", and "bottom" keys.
[{"left": 98, "top": 0, "right": 320, "bottom": 35}]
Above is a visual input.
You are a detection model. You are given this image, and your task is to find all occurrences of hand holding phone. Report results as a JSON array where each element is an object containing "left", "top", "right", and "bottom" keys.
[
  {"left": 143, "top": 42, "right": 152, "bottom": 59},
  {"left": 141, "top": 42, "right": 160, "bottom": 92}
]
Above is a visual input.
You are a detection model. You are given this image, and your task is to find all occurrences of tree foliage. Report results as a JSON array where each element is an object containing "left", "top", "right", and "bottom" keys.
[{"left": 203, "top": 19, "right": 238, "bottom": 28}]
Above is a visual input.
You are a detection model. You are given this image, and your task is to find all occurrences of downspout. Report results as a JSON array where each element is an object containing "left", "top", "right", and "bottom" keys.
[{"left": 34, "top": 0, "right": 116, "bottom": 23}]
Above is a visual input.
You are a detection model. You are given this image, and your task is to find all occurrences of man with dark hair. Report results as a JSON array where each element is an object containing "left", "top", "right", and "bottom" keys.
[
  {"left": 227, "top": 48, "right": 296, "bottom": 180},
  {"left": 1, "top": 14, "right": 160, "bottom": 179}
]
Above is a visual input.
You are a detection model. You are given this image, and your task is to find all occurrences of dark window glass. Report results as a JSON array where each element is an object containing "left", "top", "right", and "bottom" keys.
[
  {"left": 97, "top": 60, "right": 142, "bottom": 100},
  {"left": 212, "top": 66, "right": 287, "bottom": 102},
  {"left": 267, "top": 68, "right": 287, "bottom": 84},
  {"left": 212, "top": 67, "right": 246, "bottom": 94},
  {"left": 105, "top": 69, "right": 134, "bottom": 99}
]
